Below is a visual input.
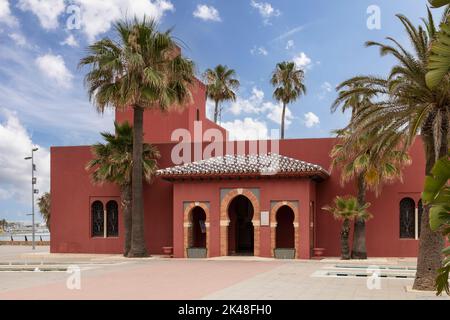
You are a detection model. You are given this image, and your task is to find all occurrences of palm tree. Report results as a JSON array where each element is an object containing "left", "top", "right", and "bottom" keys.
[
  {"left": 80, "top": 17, "right": 195, "bottom": 257},
  {"left": 203, "top": 65, "right": 240, "bottom": 123},
  {"left": 330, "top": 129, "right": 411, "bottom": 259},
  {"left": 86, "top": 121, "right": 159, "bottom": 257},
  {"left": 323, "top": 196, "right": 372, "bottom": 260},
  {"left": 331, "top": 84, "right": 411, "bottom": 259},
  {"left": 337, "top": 12, "right": 449, "bottom": 290},
  {"left": 37, "top": 193, "right": 51, "bottom": 231},
  {"left": 271, "top": 61, "right": 306, "bottom": 139}
]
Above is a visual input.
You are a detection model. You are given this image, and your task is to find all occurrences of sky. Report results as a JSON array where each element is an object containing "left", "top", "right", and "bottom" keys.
[{"left": 0, "top": 0, "right": 444, "bottom": 222}]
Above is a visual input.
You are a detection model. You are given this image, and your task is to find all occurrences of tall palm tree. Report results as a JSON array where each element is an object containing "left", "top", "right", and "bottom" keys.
[
  {"left": 271, "top": 61, "right": 306, "bottom": 139},
  {"left": 80, "top": 17, "right": 195, "bottom": 257},
  {"left": 86, "top": 121, "right": 159, "bottom": 257},
  {"left": 338, "top": 12, "right": 450, "bottom": 290},
  {"left": 332, "top": 84, "right": 411, "bottom": 259},
  {"left": 37, "top": 192, "right": 51, "bottom": 231},
  {"left": 203, "top": 65, "right": 240, "bottom": 123},
  {"left": 323, "top": 196, "right": 372, "bottom": 260}
]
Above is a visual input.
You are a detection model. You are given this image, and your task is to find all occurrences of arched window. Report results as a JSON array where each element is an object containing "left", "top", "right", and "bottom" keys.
[
  {"left": 400, "top": 198, "right": 415, "bottom": 239},
  {"left": 106, "top": 201, "right": 119, "bottom": 237},
  {"left": 92, "top": 201, "right": 104, "bottom": 237},
  {"left": 418, "top": 199, "right": 423, "bottom": 238}
]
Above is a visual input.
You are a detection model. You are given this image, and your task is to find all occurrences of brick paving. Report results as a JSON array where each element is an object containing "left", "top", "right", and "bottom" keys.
[{"left": 0, "top": 246, "right": 448, "bottom": 300}]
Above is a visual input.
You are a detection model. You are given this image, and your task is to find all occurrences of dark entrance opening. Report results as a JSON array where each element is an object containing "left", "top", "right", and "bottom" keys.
[
  {"left": 191, "top": 207, "right": 206, "bottom": 248},
  {"left": 228, "top": 195, "right": 254, "bottom": 255},
  {"left": 276, "top": 206, "right": 295, "bottom": 249}
]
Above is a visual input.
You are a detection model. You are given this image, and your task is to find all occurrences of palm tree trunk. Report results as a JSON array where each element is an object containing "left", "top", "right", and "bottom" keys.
[
  {"left": 413, "top": 113, "right": 447, "bottom": 291},
  {"left": 128, "top": 105, "right": 148, "bottom": 257},
  {"left": 213, "top": 100, "right": 219, "bottom": 123},
  {"left": 281, "top": 103, "right": 286, "bottom": 140},
  {"left": 352, "top": 173, "right": 368, "bottom": 259},
  {"left": 121, "top": 184, "right": 132, "bottom": 257},
  {"left": 341, "top": 219, "right": 351, "bottom": 260}
]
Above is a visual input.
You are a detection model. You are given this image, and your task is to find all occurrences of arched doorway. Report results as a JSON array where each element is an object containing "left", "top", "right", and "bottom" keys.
[
  {"left": 270, "top": 201, "right": 300, "bottom": 258},
  {"left": 191, "top": 206, "right": 207, "bottom": 248},
  {"left": 183, "top": 202, "right": 210, "bottom": 258},
  {"left": 276, "top": 205, "right": 295, "bottom": 249},
  {"left": 228, "top": 195, "right": 254, "bottom": 256}
]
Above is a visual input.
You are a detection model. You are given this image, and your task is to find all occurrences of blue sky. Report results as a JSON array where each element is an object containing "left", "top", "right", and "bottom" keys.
[{"left": 0, "top": 0, "right": 443, "bottom": 222}]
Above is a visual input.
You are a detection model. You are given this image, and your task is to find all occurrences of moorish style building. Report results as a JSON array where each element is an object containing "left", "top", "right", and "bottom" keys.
[{"left": 50, "top": 75, "right": 426, "bottom": 259}]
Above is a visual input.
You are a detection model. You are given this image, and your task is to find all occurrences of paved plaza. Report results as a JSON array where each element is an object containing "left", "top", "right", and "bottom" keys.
[{"left": 0, "top": 246, "right": 448, "bottom": 300}]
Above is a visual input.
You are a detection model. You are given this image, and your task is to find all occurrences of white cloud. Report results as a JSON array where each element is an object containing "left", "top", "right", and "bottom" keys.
[
  {"left": 229, "top": 87, "right": 293, "bottom": 128},
  {"left": 0, "top": 109, "right": 50, "bottom": 204},
  {"left": 322, "top": 81, "right": 333, "bottom": 93},
  {"left": 318, "top": 82, "right": 334, "bottom": 100},
  {"left": 0, "top": 0, "right": 18, "bottom": 27},
  {"left": 286, "top": 40, "right": 294, "bottom": 50},
  {"left": 193, "top": 4, "right": 221, "bottom": 22},
  {"left": 273, "top": 26, "right": 303, "bottom": 42},
  {"left": 35, "top": 54, "right": 73, "bottom": 89},
  {"left": 221, "top": 118, "right": 268, "bottom": 141},
  {"left": 250, "top": 0, "right": 280, "bottom": 23},
  {"left": 293, "top": 52, "right": 312, "bottom": 70},
  {"left": 0, "top": 42, "right": 115, "bottom": 148},
  {"left": 265, "top": 102, "right": 293, "bottom": 127},
  {"left": 250, "top": 46, "right": 268, "bottom": 56},
  {"left": 8, "top": 33, "right": 27, "bottom": 47},
  {"left": 73, "top": 0, "right": 174, "bottom": 41},
  {"left": 60, "top": 34, "right": 78, "bottom": 47},
  {"left": 17, "top": 0, "right": 65, "bottom": 30},
  {"left": 230, "top": 87, "right": 264, "bottom": 115},
  {"left": 303, "top": 112, "right": 320, "bottom": 128}
]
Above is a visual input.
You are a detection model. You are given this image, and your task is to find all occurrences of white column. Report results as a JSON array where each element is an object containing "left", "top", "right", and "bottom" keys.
[{"left": 414, "top": 207, "right": 419, "bottom": 240}]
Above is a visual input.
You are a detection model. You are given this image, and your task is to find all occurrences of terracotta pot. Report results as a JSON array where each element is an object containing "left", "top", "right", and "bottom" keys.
[
  {"left": 162, "top": 246, "right": 173, "bottom": 256},
  {"left": 313, "top": 247, "right": 325, "bottom": 257}
]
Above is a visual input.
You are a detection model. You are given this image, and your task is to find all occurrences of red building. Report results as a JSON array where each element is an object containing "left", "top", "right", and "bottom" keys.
[{"left": 50, "top": 78, "right": 426, "bottom": 259}]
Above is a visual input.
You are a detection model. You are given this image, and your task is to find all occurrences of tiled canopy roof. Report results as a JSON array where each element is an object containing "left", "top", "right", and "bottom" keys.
[{"left": 157, "top": 153, "right": 329, "bottom": 180}]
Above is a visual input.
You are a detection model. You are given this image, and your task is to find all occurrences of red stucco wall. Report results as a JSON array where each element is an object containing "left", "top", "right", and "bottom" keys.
[{"left": 51, "top": 137, "right": 427, "bottom": 258}]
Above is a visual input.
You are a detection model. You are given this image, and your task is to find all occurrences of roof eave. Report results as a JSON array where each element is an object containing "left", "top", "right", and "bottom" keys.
[{"left": 157, "top": 170, "right": 330, "bottom": 182}]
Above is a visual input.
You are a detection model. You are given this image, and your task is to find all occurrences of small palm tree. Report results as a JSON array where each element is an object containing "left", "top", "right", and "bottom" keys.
[
  {"left": 87, "top": 121, "right": 159, "bottom": 257},
  {"left": 271, "top": 61, "right": 306, "bottom": 139},
  {"left": 323, "top": 196, "right": 372, "bottom": 260},
  {"left": 203, "top": 65, "right": 240, "bottom": 123},
  {"left": 37, "top": 193, "right": 51, "bottom": 231},
  {"left": 80, "top": 17, "right": 195, "bottom": 257}
]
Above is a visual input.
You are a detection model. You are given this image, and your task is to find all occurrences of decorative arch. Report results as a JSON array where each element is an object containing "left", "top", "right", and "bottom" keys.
[
  {"left": 91, "top": 200, "right": 104, "bottom": 237},
  {"left": 400, "top": 197, "right": 416, "bottom": 239},
  {"left": 270, "top": 201, "right": 300, "bottom": 258},
  {"left": 220, "top": 189, "right": 260, "bottom": 256},
  {"left": 183, "top": 202, "right": 210, "bottom": 258}
]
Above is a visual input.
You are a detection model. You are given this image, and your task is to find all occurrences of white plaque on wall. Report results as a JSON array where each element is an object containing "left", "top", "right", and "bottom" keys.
[{"left": 260, "top": 211, "right": 269, "bottom": 226}]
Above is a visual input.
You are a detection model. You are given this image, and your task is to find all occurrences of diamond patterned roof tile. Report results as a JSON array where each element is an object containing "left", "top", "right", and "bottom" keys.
[{"left": 156, "top": 153, "right": 329, "bottom": 180}]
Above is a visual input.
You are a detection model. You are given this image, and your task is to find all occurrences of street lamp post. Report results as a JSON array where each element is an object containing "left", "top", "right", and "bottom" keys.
[{"left": 25, "top": 147, "right": 38, "bottom": 250}]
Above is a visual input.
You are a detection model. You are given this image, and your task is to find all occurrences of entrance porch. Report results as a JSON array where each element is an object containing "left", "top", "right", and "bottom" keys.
[{"left": 157, "top": 153, "right": 329, "bottom": 259}]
